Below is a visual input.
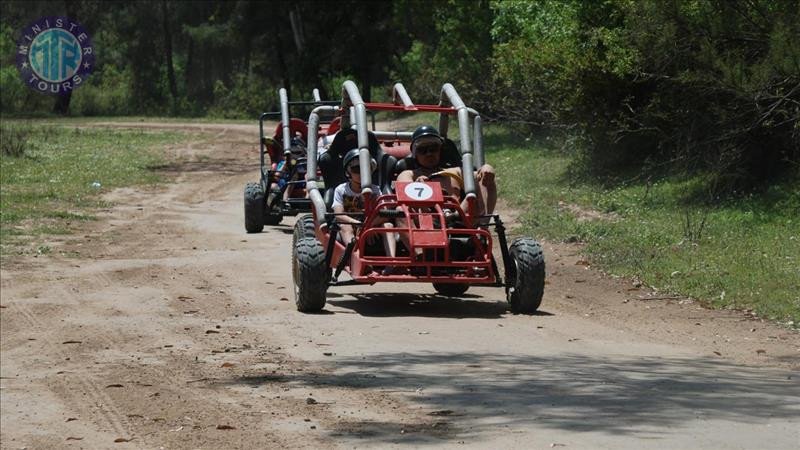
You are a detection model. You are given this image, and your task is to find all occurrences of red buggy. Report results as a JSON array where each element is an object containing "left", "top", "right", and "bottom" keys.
[{"left": 292, "top": 81, "right": 545, "bottom": 313}]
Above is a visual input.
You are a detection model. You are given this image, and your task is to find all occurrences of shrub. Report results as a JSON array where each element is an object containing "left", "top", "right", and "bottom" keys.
[
  {"left": 489, "top": 0, "right": 800, "bottom": 194},
  {"left": 0, "top": 122, "right": 31, "bottom": 157}
]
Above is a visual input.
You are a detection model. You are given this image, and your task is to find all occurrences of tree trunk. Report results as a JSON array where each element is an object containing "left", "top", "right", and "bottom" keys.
[
  {"left": 53, "top": 0, "right": 78, "bottom": 115},
  {"left": 185, "top": 37, "right": 194, "bottom": 97},
  {"left": 162, "top": 0, "right": 178, "bottom": 111},
  {"left": 272, "top": 32, "right": 291, "bottom": 99}
]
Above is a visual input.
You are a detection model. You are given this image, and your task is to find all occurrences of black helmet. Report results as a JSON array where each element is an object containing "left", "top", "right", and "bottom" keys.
[
  {"left": 411, "top": 125, "right": 443, "bottom": 156},
  {"left": 342, "top": 148, "right": 376, "bottom": 177}
]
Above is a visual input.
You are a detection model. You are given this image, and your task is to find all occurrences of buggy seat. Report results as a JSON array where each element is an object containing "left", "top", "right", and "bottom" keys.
[{"left": 266, "top": 118, "right": 308, "bottom": 167}]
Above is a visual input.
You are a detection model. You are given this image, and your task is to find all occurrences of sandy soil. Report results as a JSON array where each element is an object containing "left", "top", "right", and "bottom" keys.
[{"left": 1, "top": 122, "right": 798, "bottom": 449}]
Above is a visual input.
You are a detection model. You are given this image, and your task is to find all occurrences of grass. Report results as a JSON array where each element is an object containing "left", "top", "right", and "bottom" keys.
[
  {"left": 0, "top": 114, "right": 255, "bottom": 125},
  {"left": 486, "top": 126, "right": 800, "bottom": 327},
  {"left": 0, "top": 120, "right": 182, "bottom": 257}
]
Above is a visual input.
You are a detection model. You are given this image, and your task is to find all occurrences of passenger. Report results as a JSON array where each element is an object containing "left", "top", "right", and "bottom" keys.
[
  {"left": 317, "top": 130, "right": 337, "bottom": 158},
  {"left": 397, "top": 125, "right": 496, "bottom": 221},
  {"left": 276, "top": 136, "right": 307, "bottom": 201},
  {"left": 332, "top": 149, "right": 397, "bottom": 258}
]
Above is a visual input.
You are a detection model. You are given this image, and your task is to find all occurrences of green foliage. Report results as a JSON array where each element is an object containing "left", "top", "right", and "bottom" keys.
[
  {"left": 489, "top": 126, "right": 800, "bottom": 326},
  {"left": 393, "top": 0, "right": 494, "bottom": 104},
  {"left": 70, "top": 65, "right": 133, "bottom": 116},
  {"left": 489, "top": 0, "right": 799, "bottom": 193},
  {"left": 207, "top": 74, "right": 277, "bottom": 119}
]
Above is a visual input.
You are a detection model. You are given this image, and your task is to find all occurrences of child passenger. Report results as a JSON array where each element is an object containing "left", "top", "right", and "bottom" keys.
[{"left": 332, "top": 149, "right": 397, "bottom": 259}]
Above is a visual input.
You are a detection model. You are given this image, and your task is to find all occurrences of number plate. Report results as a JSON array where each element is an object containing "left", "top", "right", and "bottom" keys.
[{"left": 395, "top": 181, "right": 443, "bottom": 204}]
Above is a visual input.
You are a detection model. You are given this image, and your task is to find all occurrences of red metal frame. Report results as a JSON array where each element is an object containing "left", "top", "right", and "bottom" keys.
[{"left": 316, "top": 182, "right": 495, "bottom": 285}]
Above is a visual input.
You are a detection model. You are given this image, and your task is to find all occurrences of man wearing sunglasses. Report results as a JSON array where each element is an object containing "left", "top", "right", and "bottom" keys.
[{"left": 397, "top": 126, "right": 496, "bottom": 221}]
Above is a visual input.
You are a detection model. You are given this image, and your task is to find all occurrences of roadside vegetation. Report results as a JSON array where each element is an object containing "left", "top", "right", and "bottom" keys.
[
  {"left": 488, "top": 127, "right": 799, "bottom": 327},
  {"left": 1, "top": 1, "right": 797, "bottom": 324},
  {"left": 0, "top": 121, "right": 181, "bottom": 257}
]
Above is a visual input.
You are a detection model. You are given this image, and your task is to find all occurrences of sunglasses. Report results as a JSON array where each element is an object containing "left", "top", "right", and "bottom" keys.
[
  {"left": 416, "top": 144, "right": 441, "bottom": 156},
  {"left": 347, "top": 164, "right": 360, "bottom": 173}
]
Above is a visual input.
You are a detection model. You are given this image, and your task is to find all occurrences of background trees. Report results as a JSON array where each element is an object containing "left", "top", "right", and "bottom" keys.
[{"left": 1, "top": 0, "right": 797, "bottom": 191}]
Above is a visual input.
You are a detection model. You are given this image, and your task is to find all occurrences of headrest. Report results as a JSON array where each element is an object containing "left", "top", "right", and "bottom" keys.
[
  {"left": 272, "top": 118, "right": 308, "bottom": 143},
  {"left": 327, "top": 128, "right": 381, "bottom": 159}
]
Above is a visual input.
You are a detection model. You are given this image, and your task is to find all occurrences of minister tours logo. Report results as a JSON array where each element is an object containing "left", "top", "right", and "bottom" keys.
[{"left": 16, "top": 17, "right": 95, "bottom": 95}]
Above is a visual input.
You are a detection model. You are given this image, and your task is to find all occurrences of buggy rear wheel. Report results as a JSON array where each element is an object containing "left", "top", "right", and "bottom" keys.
[
  {"left": 432, "top": 283, "right": 469, "bottom": 297},
  {"left": 293, "top": 237, "right": 330, "bottom": 312},
  {"left": 244, "top": 182, "right": 265, "bottom": 233},
  {"left": 506, "top": 237, "right": 545, "bottom": 313}
]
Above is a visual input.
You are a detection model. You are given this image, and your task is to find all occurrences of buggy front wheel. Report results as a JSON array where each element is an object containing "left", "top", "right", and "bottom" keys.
[
  {"left": 292, "top": 214, "right": 315, "bottom": 248},
  {"left": 293, "top": 237, "right": 330, "bottom": 312},
  {"left": 506, "top": 237, "right": 545, "bottom": 313}
]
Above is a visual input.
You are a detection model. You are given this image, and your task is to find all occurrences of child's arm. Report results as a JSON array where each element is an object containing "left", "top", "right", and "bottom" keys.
[{"left": 333, "top": 204, "right": 361, "bottom": 224}]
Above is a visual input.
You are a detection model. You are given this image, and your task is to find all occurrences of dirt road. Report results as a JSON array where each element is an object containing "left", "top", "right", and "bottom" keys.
[{"left": 2, "top": 122, "right": 798, "bottom": 449}]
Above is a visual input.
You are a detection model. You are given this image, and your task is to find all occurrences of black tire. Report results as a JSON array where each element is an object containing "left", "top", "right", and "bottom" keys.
[
  {"left": 264, "top": 185, "right": 283, "bottom": 226},
  {"left": 293, "top": 237, "right": 330, "bottom": 312},
  {"left": 292, "top": 214, "right": 315, "bottom": 249},
  {"left": 244, "top": 182, "right": 265, "bottom": 233},
  {"left": 292, "top": 214, "right": 316, "bottom": 279},
  {"left": 507, "top": 237, "right": 546, "bottom": 313},
  {"left": 432, "top": 283, "right": 469, "bottom": 297}
]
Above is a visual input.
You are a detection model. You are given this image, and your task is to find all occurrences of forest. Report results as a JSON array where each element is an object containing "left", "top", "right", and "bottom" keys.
[{"left": 1, "top": 0, "right": 798, "bottom": 193}]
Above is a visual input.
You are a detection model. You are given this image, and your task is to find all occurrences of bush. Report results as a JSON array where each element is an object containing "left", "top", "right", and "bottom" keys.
[
  {"left": 70, "top": 65, "right": 134, "bottom": 116},
  {"left": 489, "top": 0, "right": 800, "bottom": 194},
  {"left": 0, "top": 122, "right": 31, "bottom": 157},
  {"left": 207, "top": 74, "right": 277, "bottom": 119}
]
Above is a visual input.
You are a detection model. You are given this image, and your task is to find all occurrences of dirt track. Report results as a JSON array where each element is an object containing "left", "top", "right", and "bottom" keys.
[{"left": 1, "top": 122, "right": 799, "bottom": 449}]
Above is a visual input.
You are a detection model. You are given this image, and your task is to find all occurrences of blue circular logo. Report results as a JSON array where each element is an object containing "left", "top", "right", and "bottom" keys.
[{"left": 16, "top": 17, "right": 94, "bottom": 95}]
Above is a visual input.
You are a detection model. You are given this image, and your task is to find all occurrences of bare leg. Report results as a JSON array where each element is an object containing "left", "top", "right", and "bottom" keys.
[
  {"left": 463, "top": 164, "right": 496, "bottom": 225},
  {"left": 339, "top": 223, "right": 355, "bottom": 244},
  {"left": 382, "top": 222, "right": 396, "bottom": 257},
  {"left": 479, "top": 164, "right": 497, "bottom": 215}
]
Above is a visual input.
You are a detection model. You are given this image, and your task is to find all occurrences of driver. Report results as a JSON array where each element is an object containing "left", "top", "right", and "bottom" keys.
[{"left": 397, "top": 126, "right": 496, "bottom": 220}]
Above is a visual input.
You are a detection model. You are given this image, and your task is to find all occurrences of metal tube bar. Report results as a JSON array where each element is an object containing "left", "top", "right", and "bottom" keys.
[
  {"left": 341, "top": 80, "right": 373, "bottom": 194},
  {"left": 305, "top": 105, "right": 339, "bottom": 225},
  {"left": 439, "top": 83, "right": 476, "bottom": 202},
  {"left": 462, "top": 153, "right": 476, "bottom": 206},
  {"left": 392, "top": 83, "right": 414, "bottom": 107},
  {"left": 258, "top": 112, "right": 268, "bottom": 183},
  {"left": 473, "top": 115, "right": 484, "bottom": 168},
  {"left": 305, "top": 105, "right": 338, "bottom": 180},
  {"left": 372, "top": 131, "right": 413, "bottom": 141},
  {"left": 279, "top": 88, "right": 291, "bottom": 153}
]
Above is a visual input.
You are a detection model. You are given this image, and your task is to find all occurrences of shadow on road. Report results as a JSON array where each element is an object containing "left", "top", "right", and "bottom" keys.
[
  {"left": 226, "top": 351, "right": 799, "bottom": 445},
  {"left": 328, "top": 292, "right": 532, "bottom": 319}
]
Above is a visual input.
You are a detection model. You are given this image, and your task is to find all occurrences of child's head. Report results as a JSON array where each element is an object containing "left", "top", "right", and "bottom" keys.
[{"left": 343, "top": 148, "right": 376, "bottom": 188}]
